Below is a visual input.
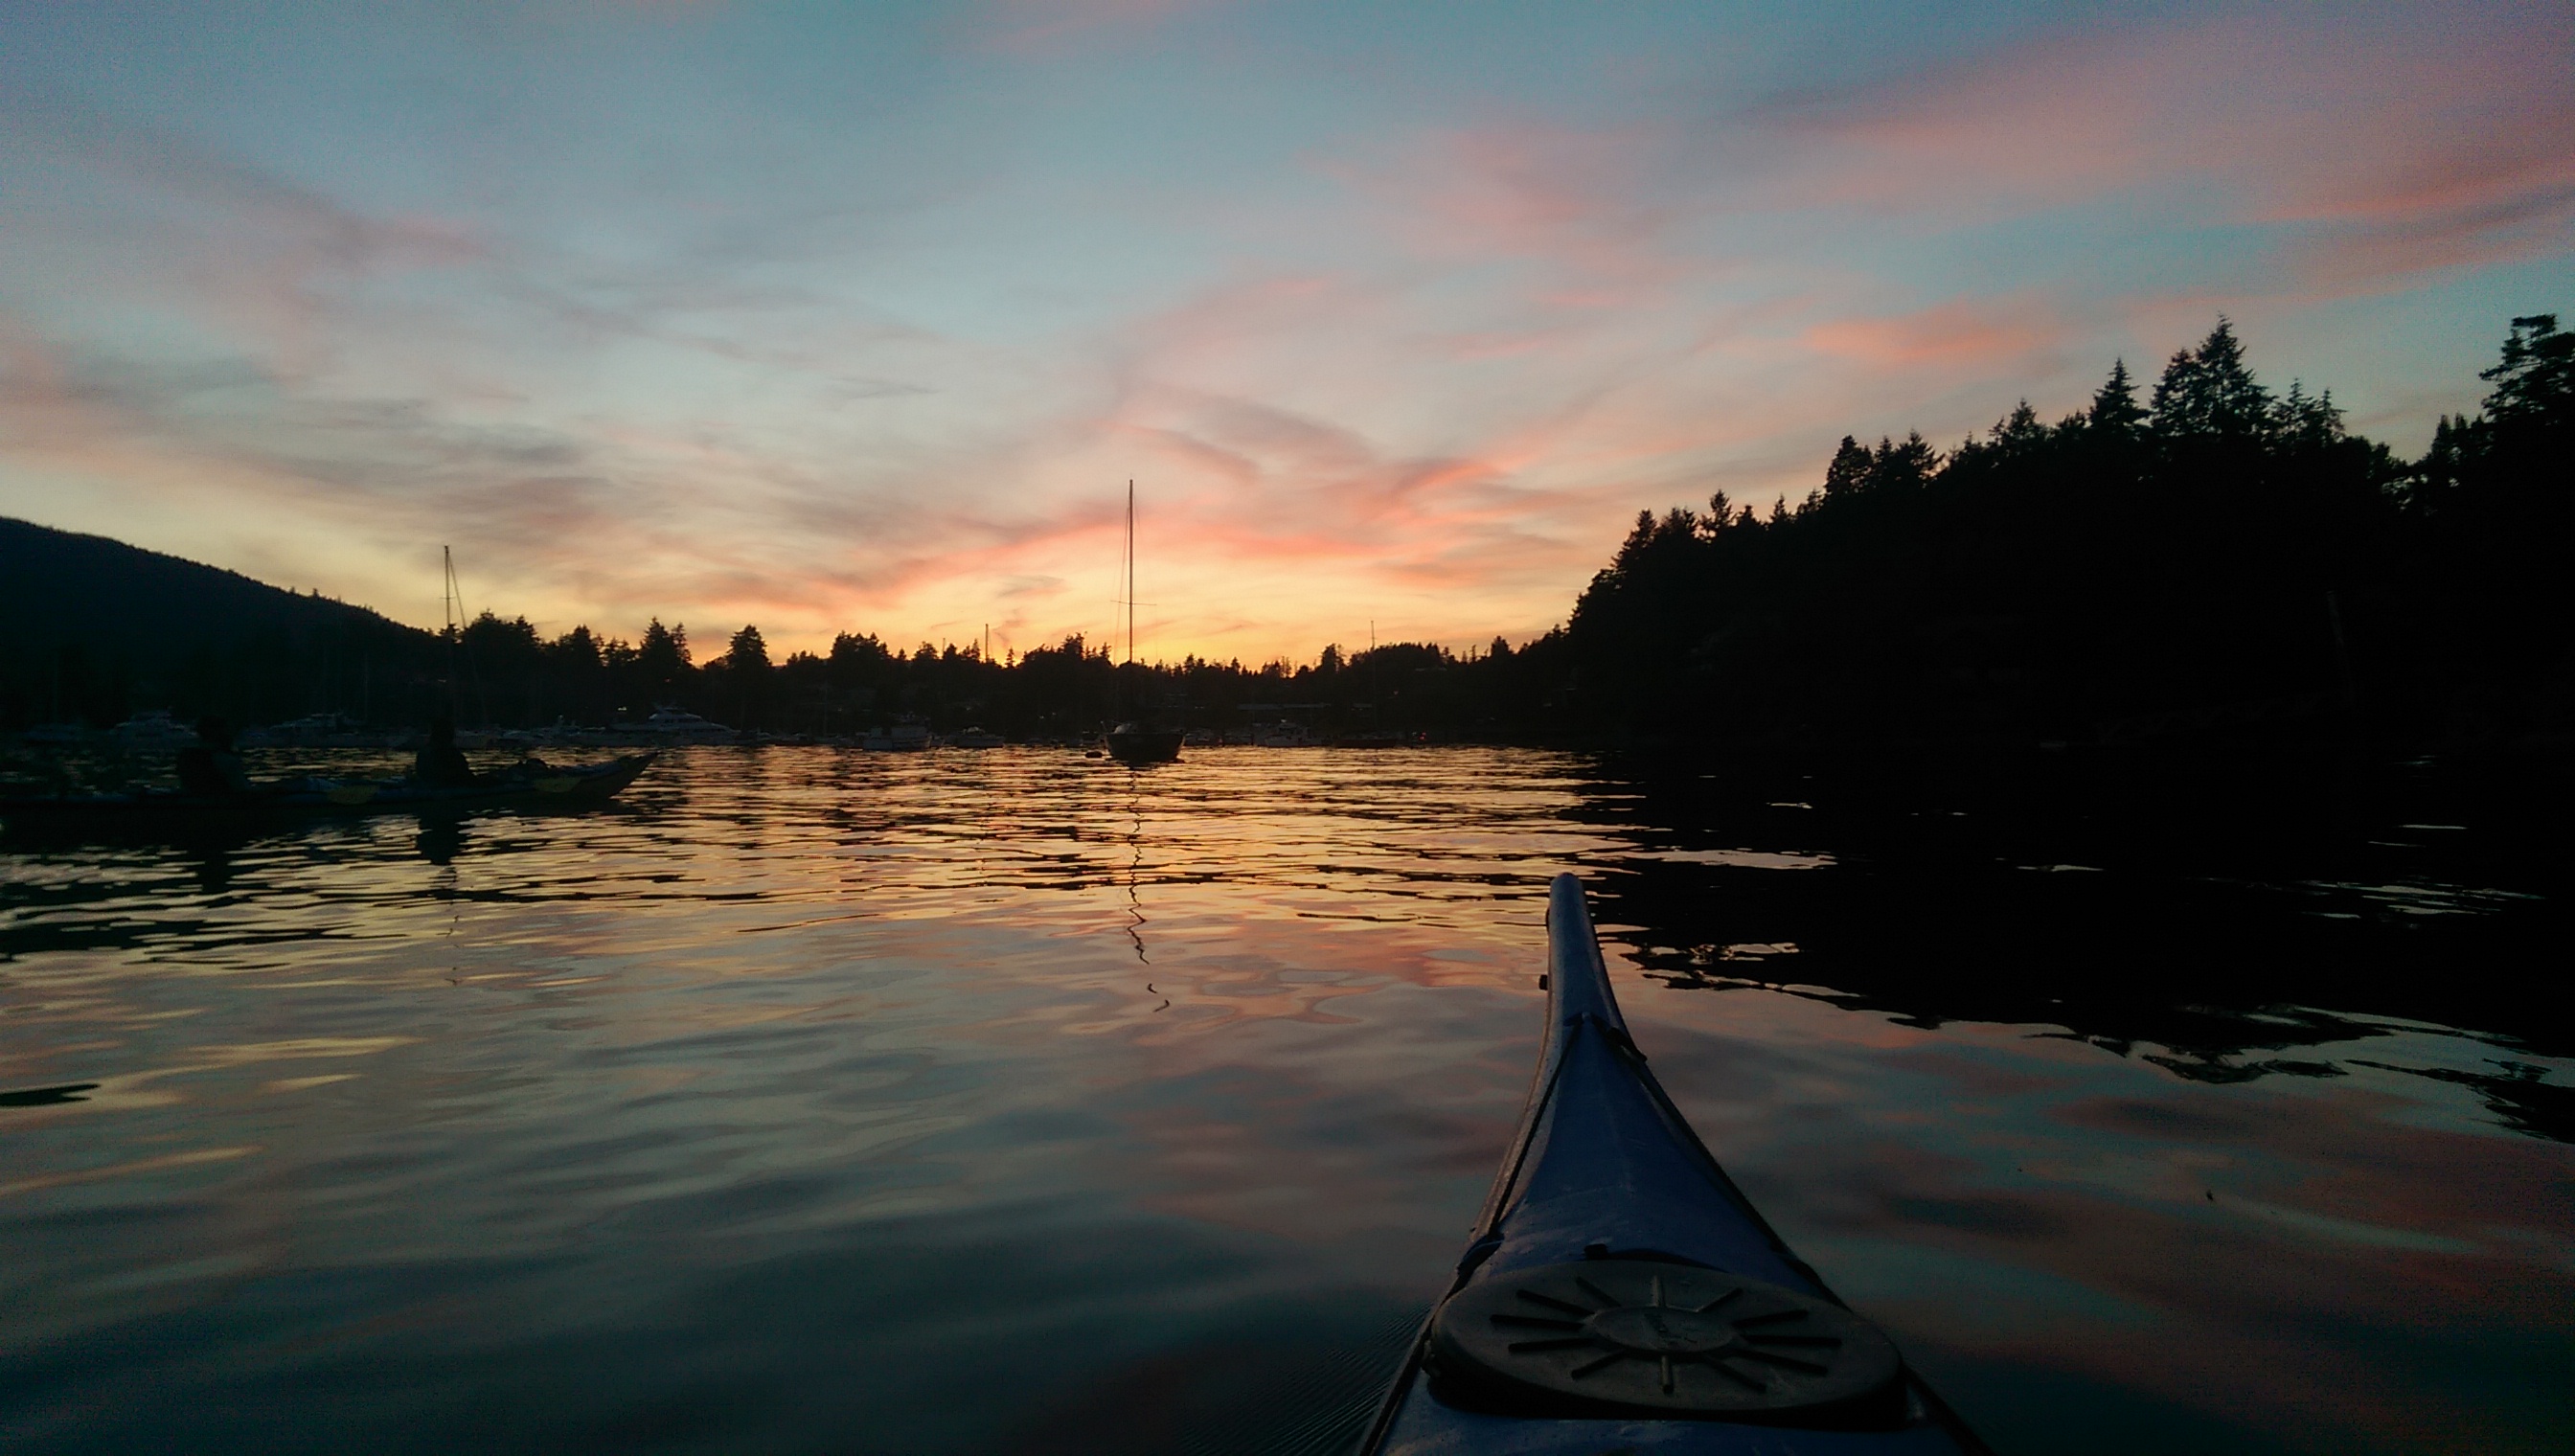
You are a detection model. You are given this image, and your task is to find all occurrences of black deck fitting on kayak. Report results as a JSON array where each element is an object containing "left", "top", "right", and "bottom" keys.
[{"left": 1429, "top": 1259, "right": 1904, "bottom": 1422}]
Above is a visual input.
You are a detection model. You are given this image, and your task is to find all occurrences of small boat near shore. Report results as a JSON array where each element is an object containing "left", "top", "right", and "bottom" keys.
[
  {"left": 0, "top": 753, "right": 656, "bottom": 836},
  {"left": 1356, "top": 874, "right": 1986, "bottom": 1454}
]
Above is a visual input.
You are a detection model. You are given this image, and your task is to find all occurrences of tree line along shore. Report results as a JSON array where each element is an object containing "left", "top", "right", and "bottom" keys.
[{"left": 5, "top": 314, "right": 2567, "bottom": 758}]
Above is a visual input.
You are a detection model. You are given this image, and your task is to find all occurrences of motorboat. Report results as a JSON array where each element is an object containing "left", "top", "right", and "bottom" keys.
[
  {"left": 860, "top": 719, "right": 932, "bottom": 751},
  {"left": 638, "top": 706, "right": 735, "bottom": 743},
  {"left": 240, "top": 713, "right": 389, "bottom": 748},
  {"left": 109, "top": 710, "right": 201, "bottom": 751}
]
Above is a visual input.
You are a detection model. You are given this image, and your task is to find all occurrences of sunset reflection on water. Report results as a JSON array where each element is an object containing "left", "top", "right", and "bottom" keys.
[{"left": 2, "top": 746, "right": 2567, "bottom": 1454}]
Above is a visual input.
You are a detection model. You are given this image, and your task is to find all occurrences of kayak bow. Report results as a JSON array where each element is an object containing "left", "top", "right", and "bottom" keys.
[{"left": 1357, "top": 873, "right": 1986, "bottom": 1454}]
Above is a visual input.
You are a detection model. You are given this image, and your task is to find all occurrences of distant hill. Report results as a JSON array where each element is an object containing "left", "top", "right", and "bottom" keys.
[{"left": 1, "top": 516, "right": 443, "bottom": 728}]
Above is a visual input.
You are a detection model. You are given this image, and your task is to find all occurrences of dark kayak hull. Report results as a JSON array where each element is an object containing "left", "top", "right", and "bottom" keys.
[
  {"left": 0, "top": 753, "right": 656, "bottom": 836},
  {"left": 1358, "top": 874, "right": 1986, "bottom": 1455}
]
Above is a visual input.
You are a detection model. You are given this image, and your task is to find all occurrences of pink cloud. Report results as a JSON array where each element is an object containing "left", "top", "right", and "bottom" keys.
[
  {"left": 1762, "top": 5, "right": 2575, "bottom": 284},
  {"left": 1804, "top": 298, "right": 2065, "bottom": 373}
]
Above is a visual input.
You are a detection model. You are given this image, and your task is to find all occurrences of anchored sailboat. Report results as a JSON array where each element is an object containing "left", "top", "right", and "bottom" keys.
[{"left": 1105, "top": 481, "right": 1181, "bottom": 765}]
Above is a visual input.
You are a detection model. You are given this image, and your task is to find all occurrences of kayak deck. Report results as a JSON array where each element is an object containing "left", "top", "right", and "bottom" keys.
[
  {"left": 1358, "top": 874, "right": 1985, "bottom": 1454},
  {"left": 0, "top": 753, "right": 656, "bottom": 833}
]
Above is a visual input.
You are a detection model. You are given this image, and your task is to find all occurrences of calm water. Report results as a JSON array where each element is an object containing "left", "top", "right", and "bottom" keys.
[{"left": 2, "top": 746, "right": 2568, "bottom": 1454}]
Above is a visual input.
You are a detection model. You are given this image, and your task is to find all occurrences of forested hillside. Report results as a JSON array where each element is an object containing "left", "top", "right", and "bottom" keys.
[{"left": 1, "top": 519, "right": 441, "bottom": 728}]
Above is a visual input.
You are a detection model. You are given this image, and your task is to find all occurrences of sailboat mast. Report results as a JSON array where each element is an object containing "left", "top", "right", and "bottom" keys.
[
  {"left": 1125, "top": 479, "right": 1135, "bottom": 667},
  {"left": 442, "top": 545, "right": 460, "bottom": 721},
  {"left": 441, "top": 545, "right": 486, "bottom": 727}
]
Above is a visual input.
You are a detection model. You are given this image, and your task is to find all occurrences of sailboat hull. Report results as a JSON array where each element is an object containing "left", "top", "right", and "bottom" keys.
[{"left": 1105, "top": 726, "right": 1182, "bottom": 764}]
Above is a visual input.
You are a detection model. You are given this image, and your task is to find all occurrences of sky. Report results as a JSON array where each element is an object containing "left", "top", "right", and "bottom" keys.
[{"left": 2, "top": 1, "right": 2569, "bottom": 664}]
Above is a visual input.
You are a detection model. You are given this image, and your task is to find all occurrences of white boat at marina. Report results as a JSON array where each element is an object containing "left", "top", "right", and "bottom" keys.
[
  {"left": 110, "top": 710, "right": 201, "bottom": 751},
  {"left": 860, "top": 719, "right": 932, "bottom": 751},
  {"left": 241, "top": 713, "right": 398, "bottom": 748},
  {"left": 637, "top": 706, "right": 736, "bottom": 743}
]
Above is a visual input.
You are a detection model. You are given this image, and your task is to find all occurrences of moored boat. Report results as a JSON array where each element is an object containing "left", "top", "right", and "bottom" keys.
[
  {"left": 109, "top": 710, "right": 201, "bottom": 752},
  {"left": 638, "top": 706, "right": 734, "bottom": 743},
  {"left": 0, "top": 753, "right": 656, "bottom": 836},
  {"left": 860, "top": 718, "right": 932, "bottom": 751},
  {"left": 239, "top": 713, "right": 398, "bottom": 749},
  {"left": 1356, "top": 874, "right": 1986, "bottom": 1454},
  {"left": 1105, "top": 721, "right": 1181, "bottom": 764}
]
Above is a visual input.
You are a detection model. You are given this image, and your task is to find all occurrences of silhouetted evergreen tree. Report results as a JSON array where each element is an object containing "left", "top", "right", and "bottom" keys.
[
  {"left": 2480, "top": 313, "right": 2574, "bottom": 426},
  {"left": 2088, "top": 358, "right": 2147, "bottom": 437},
  {"left": 2152, "top": 317, "right": 2273, "bottom": 442},
  {"left": 1822, "top": 437, "right": 1872, "bottom": 497},
  {"left": 726, "top": 625, "right": 771, "bottom": 673},
  {"left": 636, "top": 619, "right": 691, "bottom": 704}
]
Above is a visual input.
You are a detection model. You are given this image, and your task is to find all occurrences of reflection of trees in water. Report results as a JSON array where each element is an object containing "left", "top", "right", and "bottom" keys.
[{"left": 1575, "top": 757, "right": 2572, "bottom": 1142}]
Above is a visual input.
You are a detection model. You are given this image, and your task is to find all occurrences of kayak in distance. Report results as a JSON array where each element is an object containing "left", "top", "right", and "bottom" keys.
[
  {"left": 0, "top": 753, "right": 657, "bottom": 836},
  {"left": 1356, "top": 874, "right": 1989, "bottom": 1455}
]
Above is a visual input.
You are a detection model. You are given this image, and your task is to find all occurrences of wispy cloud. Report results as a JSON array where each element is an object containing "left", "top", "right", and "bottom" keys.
[{"left": 1753, "top": 5, "right": 2575, "bottom": 283}]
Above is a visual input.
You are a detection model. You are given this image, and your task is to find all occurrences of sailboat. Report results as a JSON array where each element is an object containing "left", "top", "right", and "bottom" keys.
[{"left": 1105, "top": 481, "right": 1182, "bottom": 765}]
